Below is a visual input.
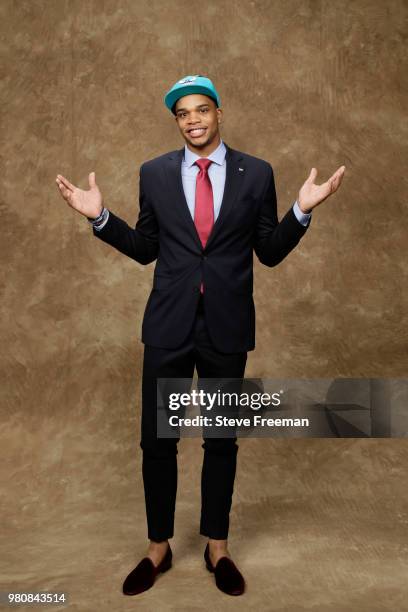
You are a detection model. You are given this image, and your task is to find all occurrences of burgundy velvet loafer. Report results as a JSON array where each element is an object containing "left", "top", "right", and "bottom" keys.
[
  {"left": 204, "top": 543, "right": 245, "bottom": 596},
  {"left": 123, "top": 544, "right": 172, "bottom": 596}
]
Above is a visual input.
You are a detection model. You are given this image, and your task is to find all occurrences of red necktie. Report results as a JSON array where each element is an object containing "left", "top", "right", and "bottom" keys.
[{"left": 194, "top": 158, "right": 214, "bottom": 293}]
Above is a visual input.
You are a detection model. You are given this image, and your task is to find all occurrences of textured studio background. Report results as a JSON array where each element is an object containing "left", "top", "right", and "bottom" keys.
[{"left": 1, "top": 1, "right": 408, "bottom": 611}]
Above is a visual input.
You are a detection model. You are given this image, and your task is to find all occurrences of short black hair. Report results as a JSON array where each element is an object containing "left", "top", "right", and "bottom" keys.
[{"left": 172, "top": 95, "right": 218, "bottom": 116}]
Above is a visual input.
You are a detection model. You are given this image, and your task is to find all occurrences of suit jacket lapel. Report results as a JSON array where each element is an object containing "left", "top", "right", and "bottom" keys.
[
  {"left": 206, "top": 143, "right": 244, "bottom": 250},
  {"left": 164, "top": 146, "right": 202, "bottom": 250},
  {"left": 163, "top": 141, "right": 245, "bottom": 251}
]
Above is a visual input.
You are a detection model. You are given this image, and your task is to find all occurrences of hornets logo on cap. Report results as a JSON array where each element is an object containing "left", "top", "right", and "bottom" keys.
[{"left": 178, "top": 75, "right": 199, "bottom": 84}]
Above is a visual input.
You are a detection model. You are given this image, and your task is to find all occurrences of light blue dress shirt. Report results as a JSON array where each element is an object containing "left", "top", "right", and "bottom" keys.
[
  {"left": 92, "top": 139, "right": 311, "bottom": 230},
  {"left": 181, "top": 139, "right": 227, "bottom": 222}
]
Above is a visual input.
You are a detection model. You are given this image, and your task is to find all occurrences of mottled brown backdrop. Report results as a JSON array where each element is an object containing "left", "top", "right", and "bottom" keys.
[{"left": 1, "top": 1, "right": 407, "bottom": 610}]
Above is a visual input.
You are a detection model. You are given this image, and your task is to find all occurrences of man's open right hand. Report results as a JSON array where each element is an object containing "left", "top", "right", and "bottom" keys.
[{"left": 55, "top": 171, "right": 103, "bottom": 219}]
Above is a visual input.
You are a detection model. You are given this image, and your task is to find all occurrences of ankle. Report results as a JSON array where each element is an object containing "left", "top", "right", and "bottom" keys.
[
  {"left": 208, "top": 538, "right": 228, "bottom": 553},
  {"left": 208, "top": 538, "right": 227, "bottom": 546},
  {"left": 146, "top": 541, "right": 169, "bottom": 567},
  {"left": 149, "top": 539, "right": 169, "bottom": 550}
]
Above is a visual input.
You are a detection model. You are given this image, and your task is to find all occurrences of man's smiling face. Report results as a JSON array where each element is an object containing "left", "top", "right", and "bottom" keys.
[{"left": 174, "top": 93, "right": 222, "bottom": 154}]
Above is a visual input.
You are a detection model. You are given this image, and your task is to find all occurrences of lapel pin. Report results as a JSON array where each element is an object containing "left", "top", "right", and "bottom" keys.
[{"left": 239, "top": 167, "right": 244, "bottom": 172}]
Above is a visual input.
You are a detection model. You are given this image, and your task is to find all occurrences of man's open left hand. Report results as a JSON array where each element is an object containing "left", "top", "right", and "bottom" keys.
[{"left": 298, "top": 165, "right": 346, "bottom": 213}]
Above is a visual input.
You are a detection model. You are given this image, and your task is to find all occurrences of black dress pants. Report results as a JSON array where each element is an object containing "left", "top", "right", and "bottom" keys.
[{"left": 140, "top": 294, "right": 247, "bottom": 542}]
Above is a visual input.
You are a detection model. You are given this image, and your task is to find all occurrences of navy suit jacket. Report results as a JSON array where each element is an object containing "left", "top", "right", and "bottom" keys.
[{"left": 93, "top": 142, "right": 310, "bottom": 353}]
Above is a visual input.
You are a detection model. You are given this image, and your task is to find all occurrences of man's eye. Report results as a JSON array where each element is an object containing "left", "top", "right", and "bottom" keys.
[{"left": 200, "top": 108, "right": 208, "bottom": 113}]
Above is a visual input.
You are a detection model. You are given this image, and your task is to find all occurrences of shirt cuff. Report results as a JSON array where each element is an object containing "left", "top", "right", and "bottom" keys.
[
  {"left": 88, "top": 207, "right": 110, "bottom": 231},
  {"left": 292, "top": 200, "right": 311, "bottom": 227}
]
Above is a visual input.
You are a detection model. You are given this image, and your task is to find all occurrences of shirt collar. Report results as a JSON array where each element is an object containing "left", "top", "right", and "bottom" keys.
[{"left": 183, "top": 139, "right": 226, "bottom": 168}]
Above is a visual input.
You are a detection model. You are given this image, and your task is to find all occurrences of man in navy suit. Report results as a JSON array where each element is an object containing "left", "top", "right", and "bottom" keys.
[{"left": 56, "top": 75, "right": 345, "bottom": 596}]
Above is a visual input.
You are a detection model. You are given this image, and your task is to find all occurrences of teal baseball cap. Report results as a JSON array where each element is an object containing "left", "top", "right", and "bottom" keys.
[{"left": 164, "top": 75, "right": 221, "bottom": 115}]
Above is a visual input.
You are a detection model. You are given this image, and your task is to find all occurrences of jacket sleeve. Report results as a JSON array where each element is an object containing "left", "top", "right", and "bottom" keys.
[
  {"left": 253, "top": 163, "right": 310, "bottom": 267},
  {"left": 92, "top": 163, "right": 159, "bottom": 265}
]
